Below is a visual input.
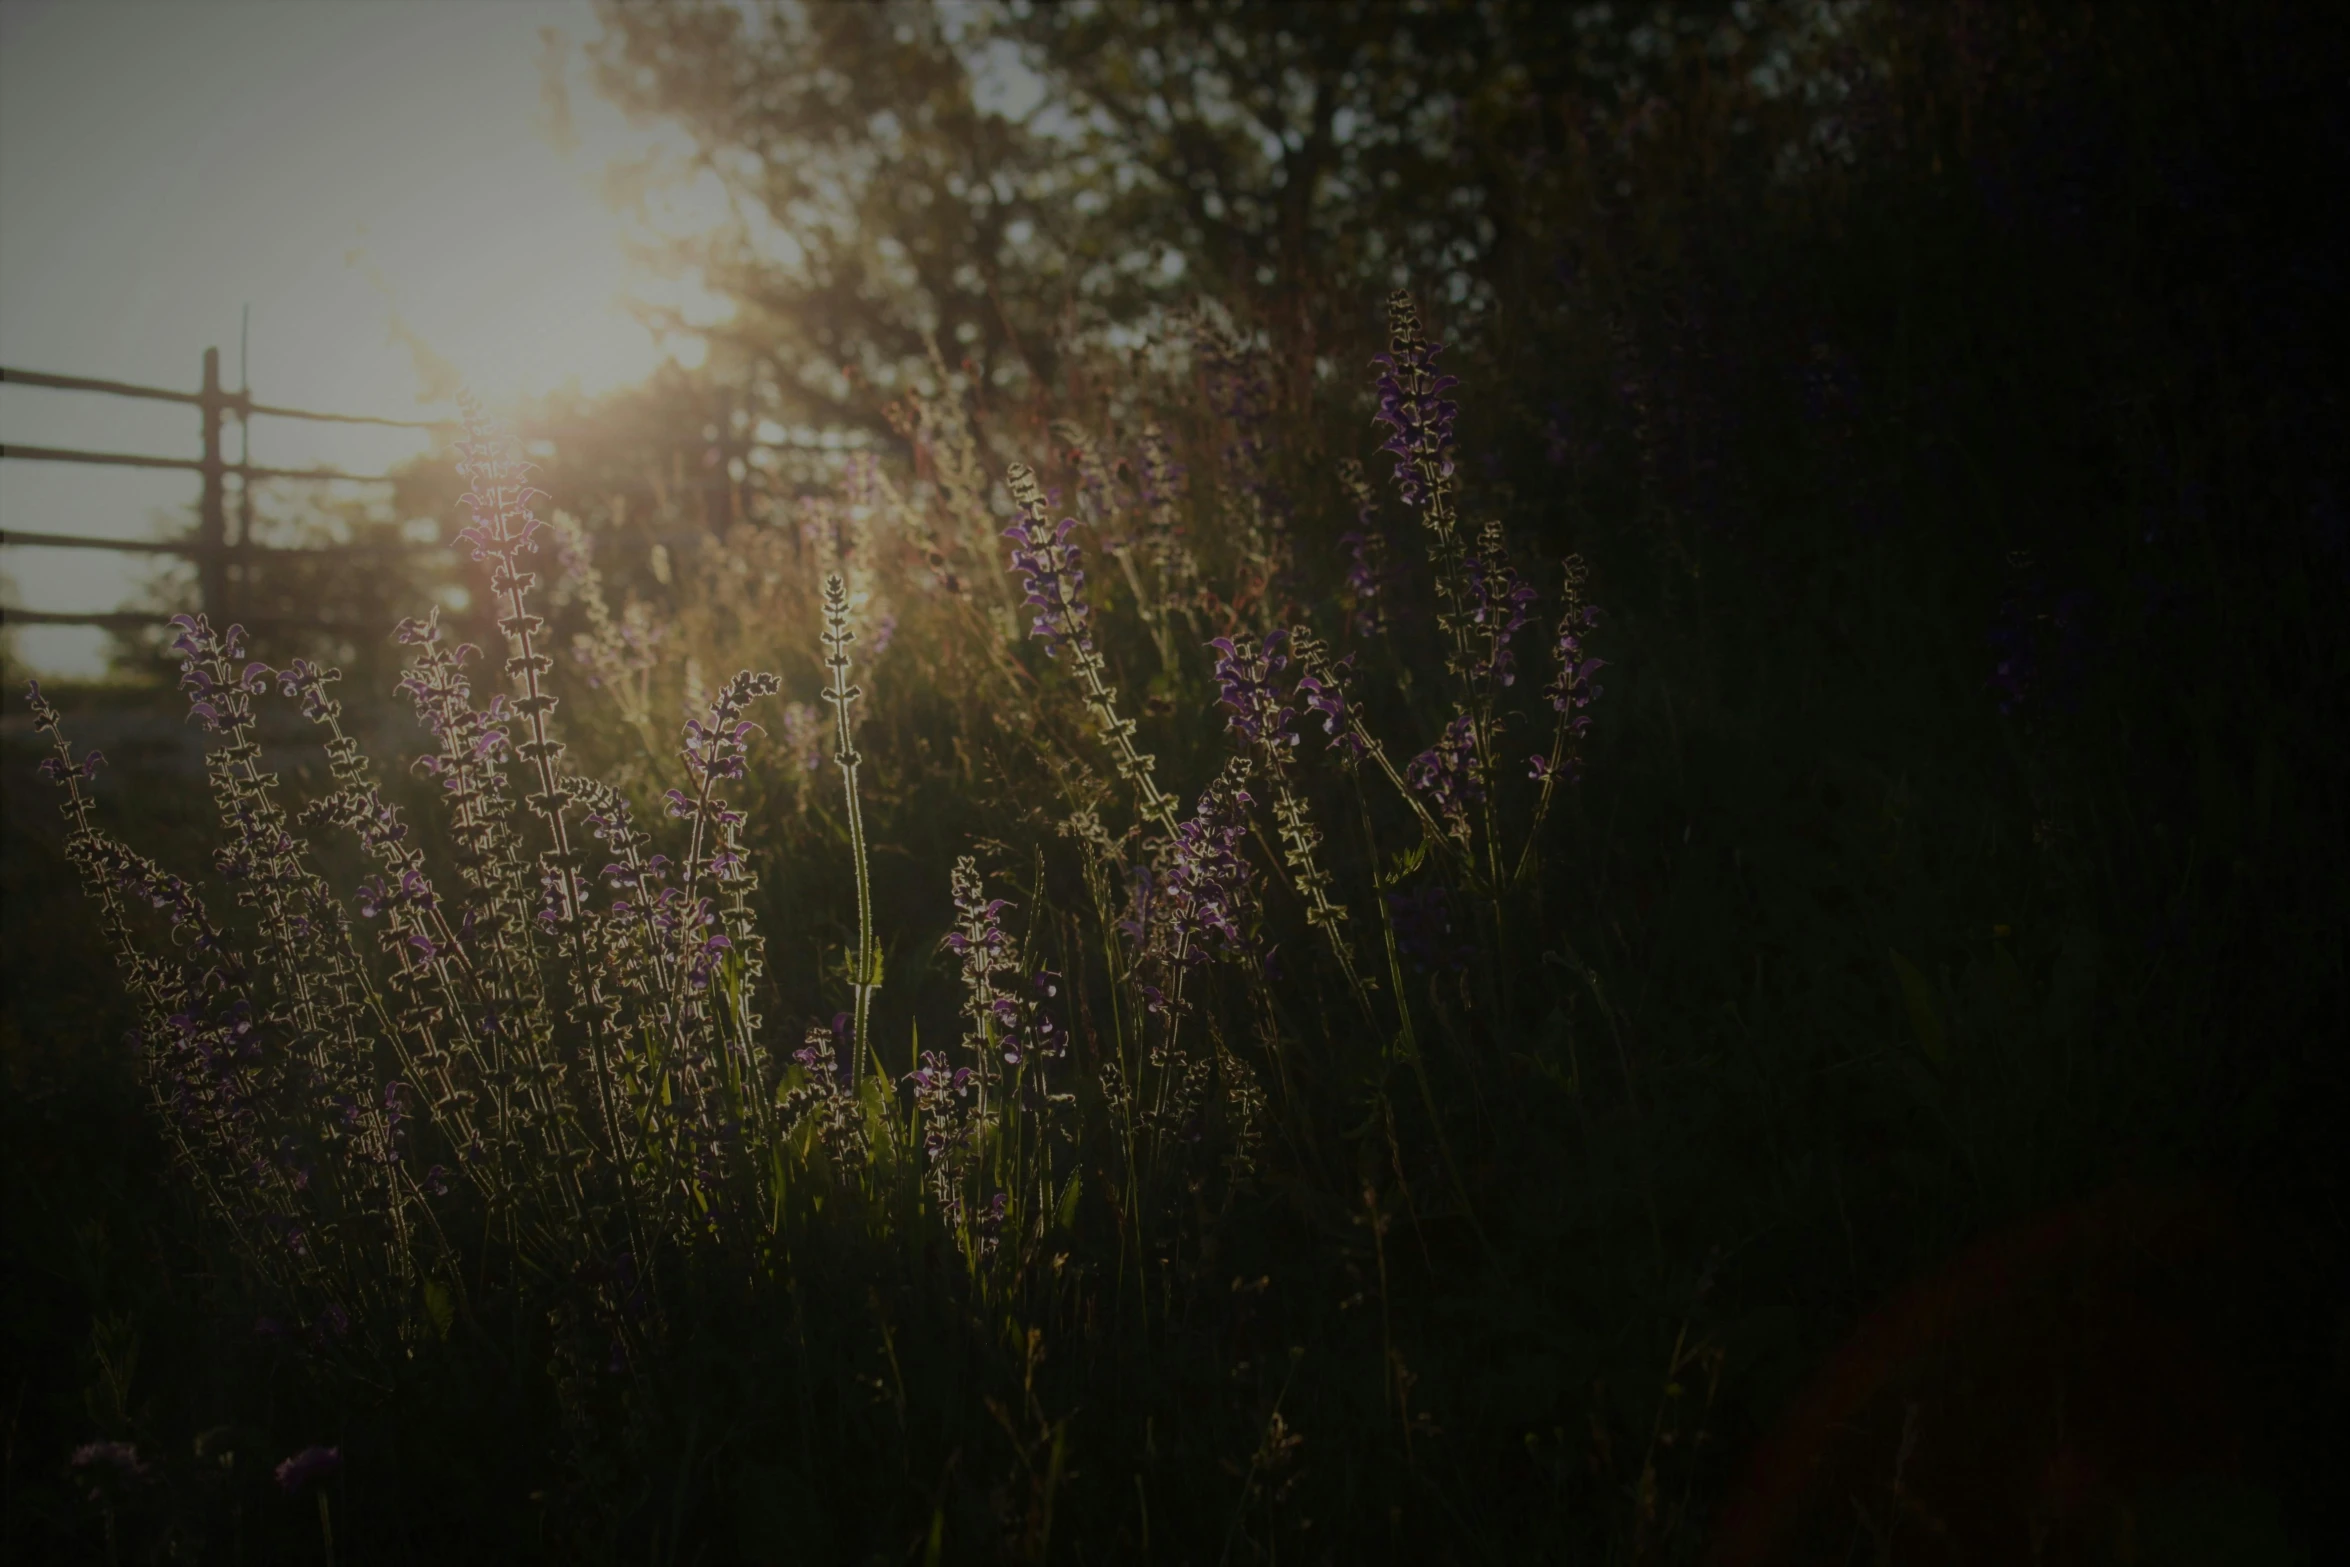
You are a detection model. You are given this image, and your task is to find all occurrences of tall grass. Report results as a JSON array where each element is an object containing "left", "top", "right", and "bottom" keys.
[{"left": 8, "top": 5, "right": 2346, "bottom": 1561}]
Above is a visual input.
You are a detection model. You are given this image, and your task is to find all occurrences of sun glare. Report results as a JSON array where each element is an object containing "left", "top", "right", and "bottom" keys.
[{"left": 0, "top": 0, "right": 730, "bottom": 675}]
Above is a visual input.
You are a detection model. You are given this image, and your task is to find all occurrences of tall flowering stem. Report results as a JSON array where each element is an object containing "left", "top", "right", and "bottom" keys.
[
  {"left": 1288, "top": 628, "right": 1484, "bottom": 891},
  {"left": 945, "top": 857, "right": 1018, "bottom": 1125},
  {"left": 1462, "top": 519, "right": 1541, "bottom": 690},
  {"left": 26, "top": 682, "right": 143, "bottom": 1006},
  {"left": 1337, "top": 458, "right": 1391, "bottom": 637},
  {"left": 26, "top": 683, "right": 263, "bottom": 1240},
  {"left": 673, "top": 669, "right": 784, "bottom": 1095},
  {"left": 1004, "top": 462, "right": 1180, "bottom": 835},
  {"left": 453, "top": 398, "right": 636, "bottom": 1235},
  {"left": 1212, "top": 633, "right": 1377, "bottom": 1020},
  {"left": 1372, "top": 291, "right": 1470, "bottom": 673},
  {"left": 1517, "top": 556, "right": 1607, "bottom": 879},
  {"left": 285, "top": 654, "right": 521, "bottom": 1200},
  {"left": 820, "top": 574, "right": 881, "bottom": 1084}
]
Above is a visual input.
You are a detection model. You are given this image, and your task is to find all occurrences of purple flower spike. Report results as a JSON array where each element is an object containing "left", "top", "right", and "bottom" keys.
[
  {"left": 274, "top": 1445, "right": 341, "bottom": 1494},
  {"left": 1211, "top": 632, "right": 1299, "bottom": 754},
  {"left": 1462, "top": 521, "right": 1541, "bottom": 687},
  {"left": 71, "top": 1441, "right": 150, "bottom": 1482},
  {"left": 1004, "top": 508, "right": 1093, "bottom": 658},
  {"left": 1541, "top": 557, "right": 1605, "bottom": 736},
  {"left": 1407, "top": 715, "right": 1483, "bottom": 844},
  {"left": 1371, "top": 291, "right": 1460, "bottom": 510},
  {"left": 1147, "top": 760, "right": 1257, "bottom": 963}
]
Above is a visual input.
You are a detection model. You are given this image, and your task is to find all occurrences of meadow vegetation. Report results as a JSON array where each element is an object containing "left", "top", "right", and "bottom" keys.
[{"left": 4, "top": 4, "right": 2344, "bottom": 1562}]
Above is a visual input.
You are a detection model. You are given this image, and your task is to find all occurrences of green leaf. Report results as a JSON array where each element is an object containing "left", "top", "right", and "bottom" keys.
[
  {"left": 1055, "top": 1169, "right": 1083, "bottom": 1232},
  {"left": 423, "top": 1278, "right": 453, "bottom": 1341},
  {"left": 1888, "top": 948, "right": 1947, "bottom": 1065}
]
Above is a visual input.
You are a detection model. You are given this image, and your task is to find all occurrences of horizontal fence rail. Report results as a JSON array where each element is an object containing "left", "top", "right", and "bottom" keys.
[
  {"left": 0, "top": 441, "right": 398, "bottom": 485},
  {"left": 1, "top": 528, "right": 443, "bottom": 557},
  {"left": 2, "top": 351, "right": 447, "bottom": 633},
  {"left": 3, "top": 365, "right": 454, "bottom": 430}
]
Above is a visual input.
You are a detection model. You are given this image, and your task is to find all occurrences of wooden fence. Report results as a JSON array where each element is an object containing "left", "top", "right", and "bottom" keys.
[{"left": 0, "top": 349, "right": 446, "bottom": 631}]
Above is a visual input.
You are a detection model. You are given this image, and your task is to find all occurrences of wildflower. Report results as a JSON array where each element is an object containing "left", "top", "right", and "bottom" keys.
[
  {"left": 1144, "top": 759, "right": 1258, "bottom": 963},
  {"left": 1004, "top": 463, "right": 1180, "bottom": 831},
  {"left": 70, "top": 1441, "right": 149, "bottom": 1481},
  {"left": 1337, "top": 457, "right": 1391, "bottom": 636},
  {"left": 1371, "top": 292, "right": 1460, "bottom": 511},
  {"left": 946, "top": 857, "right": 1018, "bottom": 1081},
  {"left": 1210, "top": 632, "right": 1299, "bottom": 754},
  {"left": 1462, "top": 520, "right": 1540, "bottom": 686},
  {"left": 1529, "top": 560, "right": 1607, "bottom": 784},
  {"left": 274, "top": 1445, "right": 341, "bottom": 1494},
  {"left": 1407, "top": 716, "right": 1483, "bottom": 847},
  {"left": 1291, "top": 647, "right": 1366, "bottom": 762},
  {"left": 273, "top": 658, "right": 343, "bottom": 723},
  {"left": 1003, "top": 504, "right": 1094, "bottom": 658}
]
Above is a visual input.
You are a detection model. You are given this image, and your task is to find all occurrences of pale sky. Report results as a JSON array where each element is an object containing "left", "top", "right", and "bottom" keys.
[{"left": 1, "top": 0, "right": 723, "bottom": 675}]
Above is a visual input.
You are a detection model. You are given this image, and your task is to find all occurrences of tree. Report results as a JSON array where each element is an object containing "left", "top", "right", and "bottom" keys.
[{"left": 590, "top": 1, "right": 1833, "bottom": 430}]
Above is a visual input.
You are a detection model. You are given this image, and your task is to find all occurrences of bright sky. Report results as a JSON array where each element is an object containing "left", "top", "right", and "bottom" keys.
[{"left": 1, "top": 0, "right": 722, "bottom": 676}]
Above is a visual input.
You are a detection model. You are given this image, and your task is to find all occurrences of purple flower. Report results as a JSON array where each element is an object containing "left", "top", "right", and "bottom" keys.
[
  {"left": 685, "top": 933, "right": 733, "bottom": 991},
  {"left": 1526, "top": 558, "right": 1607, "bottom": 792},
  {"left": 1337, "top": 457, "right": 1391, "bottom": 636},
  {"left": 70, "top": 1441, "right": 150, "bottom": 1482},
  {"left": 273, "top": 658, "right": 343, "bottom": 722},
  {"left": 1407, "top": 715, "right": 1482, "bottom": 844},
  {"left": 1371, "top": 292, "right": 1460, "bottom": 509},
  {"left": 905, "top": 1051, "right": 973, "bottom": 1098},
  {"left": 35, "top": 748, "right": 105, "bottom": 784},
  {"left": 1544, "top": 608, "right": 1605, "bottom": 730},
  {"left": 946, "top": 858, "right": 1020, "bottom": 1071},
  {"left": 1462, "top": 524, "right": 1540, "bottom": 686},
  {"left": 1003, "top": 508, "right": 1093, "bottom": 658},
  {"left": 1154, "top": 764, "right": 1257, "bottom": 961},
  {"left": 1210, "top": 632, "right": 1298, "bottom": 753},
  {"left": 274, "top": 1445, "right": 341, "bottom": 1494}
]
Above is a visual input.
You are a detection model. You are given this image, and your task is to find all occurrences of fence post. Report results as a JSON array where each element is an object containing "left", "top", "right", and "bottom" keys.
[{"left": 197, "top": 346, "right": 226, "bottom": 622}]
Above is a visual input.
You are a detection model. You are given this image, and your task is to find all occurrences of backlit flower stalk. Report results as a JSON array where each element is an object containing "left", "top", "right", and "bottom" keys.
[
  {"left": 1004, "top": 462, "right": 1180, "bottom": 835},
  {"left": 1462, "top": 519, "right": 1541, "bottom": 690},
  {"left": 1212, "top": 632, "right": 1376, "bottom": 1018},
  {"left": 576, "top": 772, "right": 718, "bottom": 1199},
  {"left": 454, "top": 398, "right": 637, "bottom": 1231},
  {"left": 1129, "top": 758, "right": 1259, "bottom": 1004},
  {"left": 51, "top": 638, "right": 399, "bottom": 1306},
  {"left": 1287, "top": 627, "right": 1484, "bottom": 889},
  {"left": 283, "top": 654, "right": 516, "bottom": 1198},
  {"left": 674, "top": 670, "right": 783, "bottom": 1100},
  {"left": 944, "top": 856, "right": 1016, "bottom": 1123},
  {"left": 1338, "top": 458, "right": 1392, "bottom": 637},
  {"left": 1372, "top": 291, "right": 1470, "bottom": 672},
  {"left": 1407, "top": 715, "right": 1484, "bottom": 855},
  {"left": 171, "top": 616, "right": 409, "bottom": 1279},
  {"left": 27, "top": 683, "right": 278, "bottom": 1248},
  {"left": 172, "top": 616, "right": 372, "bottom": 1085},
  {"left": 820, "top": 574, "right": 881, "bottom": 1084},
  {"left": 1518, "top": 556, "right": 1607, "bottom": 877}
]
